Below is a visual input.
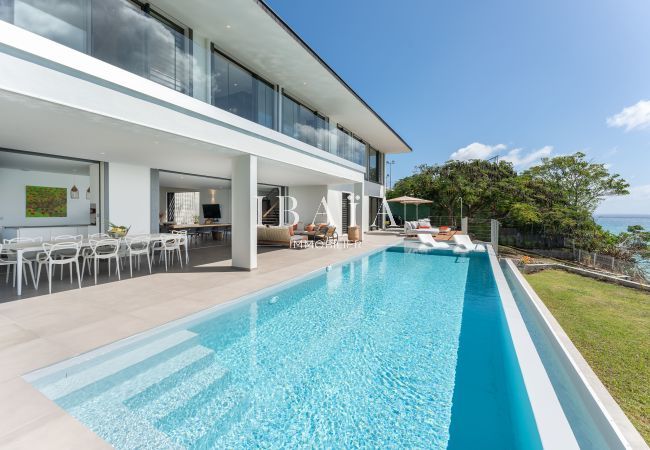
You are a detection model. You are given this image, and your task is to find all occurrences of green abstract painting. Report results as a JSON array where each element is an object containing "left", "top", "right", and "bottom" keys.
[{"left": 26, "top": 186, "right": 67, "bottom": 218}]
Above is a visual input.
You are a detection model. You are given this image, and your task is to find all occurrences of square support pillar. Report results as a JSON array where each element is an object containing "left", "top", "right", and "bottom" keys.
[{"left": 232, "top": 154, "right": 257, "bottom": 270}]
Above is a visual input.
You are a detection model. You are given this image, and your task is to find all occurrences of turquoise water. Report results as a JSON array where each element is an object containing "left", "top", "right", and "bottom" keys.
[{"left": 30, "top": 246, "right": 541, "bottom": 449}]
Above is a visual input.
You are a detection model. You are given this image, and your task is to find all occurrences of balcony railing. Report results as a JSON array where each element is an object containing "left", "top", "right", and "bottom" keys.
[{"left": 0, "top": 0, "right": 367, "bottom": 167}]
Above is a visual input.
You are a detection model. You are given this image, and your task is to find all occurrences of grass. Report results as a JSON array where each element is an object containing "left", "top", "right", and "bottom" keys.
[{"left": 524, "top": 269, "right": 649, "bottom": 443}]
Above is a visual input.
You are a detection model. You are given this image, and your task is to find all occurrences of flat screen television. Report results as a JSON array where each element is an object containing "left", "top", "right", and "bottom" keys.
[{"left": 202, "top": 204, "right": 221, "bottom": 219}]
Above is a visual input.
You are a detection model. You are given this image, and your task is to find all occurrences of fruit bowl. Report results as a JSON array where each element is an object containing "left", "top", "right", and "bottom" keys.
[{"left": 108, "top": 223, "right": 130, "bottom": 238}]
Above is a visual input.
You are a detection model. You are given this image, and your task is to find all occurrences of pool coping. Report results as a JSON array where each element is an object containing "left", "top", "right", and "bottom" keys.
[
  {"left": 487, "top": 247, "right": 580, "bottom": 449},
  {"left": 24, "top": 239, "right": 398, "bottom": 383},
  {"left": 503, "top": 259, "right": 647, "bottom": 450}
]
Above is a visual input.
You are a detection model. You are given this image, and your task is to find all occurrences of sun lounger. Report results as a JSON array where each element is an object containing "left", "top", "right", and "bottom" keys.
[
  {"left": 405, "top": 222, "right": 440, "bottom": 236},
  {"left": 452, "top": 234, "right": 486, "bottom": 252},
  {"left": 416, "top": 233, "right": 451, "bottom": 249}
]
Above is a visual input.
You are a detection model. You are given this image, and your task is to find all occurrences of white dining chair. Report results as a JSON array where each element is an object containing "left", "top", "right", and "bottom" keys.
[
  {"left": 84, "top": 239, "right": 121, "bottom": 285},
  {"left": 3, "top": 237, "right": 41, "bottom": 288},
  {"left": 159, "top": 235, "right": 183, "bottom": 272},
  {"left": 124, "top": 236, "right": 151, "bottom": 277},
  {"left": 81, "top": 234, "right": 109, "bottom": 276},
  {"left": 35, "top": 242, "right": 82, "bottom": 294},
  {"left": 0, "top": 244, "right": 19, "bottom": 287},
  {"left": 171, "top": 230, "right": 189, "bottom": 264},
  {"left": 51, "top": 234, "right": 84, "bottom": 279}
]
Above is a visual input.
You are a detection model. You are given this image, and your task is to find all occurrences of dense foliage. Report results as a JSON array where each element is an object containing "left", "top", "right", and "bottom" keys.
[{"left": 388, "top": 152, "right": 633, "bottom": 252}]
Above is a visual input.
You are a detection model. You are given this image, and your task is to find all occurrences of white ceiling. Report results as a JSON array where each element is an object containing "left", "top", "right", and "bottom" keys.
[
  {"left": 154, "top": 0, "right": 411, "bottom": 155},
  {"left": 0, "top": 90, "right": 354, "bottom": 187},
  {"left": 0, "top": 150, "right": 93, "bottom": 175},
  {"left": 159, "top": 171, "right": 231, "bottom": 190}
]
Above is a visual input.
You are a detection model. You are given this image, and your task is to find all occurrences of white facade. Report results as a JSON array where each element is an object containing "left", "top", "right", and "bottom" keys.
[{"left": 0, "top": 0, "right": 410, "bottom": 268}]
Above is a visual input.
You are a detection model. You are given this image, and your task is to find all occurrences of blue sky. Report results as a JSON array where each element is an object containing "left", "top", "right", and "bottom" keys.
[{"left": 267, "top": 0, "right": 650, "bottom": 215}]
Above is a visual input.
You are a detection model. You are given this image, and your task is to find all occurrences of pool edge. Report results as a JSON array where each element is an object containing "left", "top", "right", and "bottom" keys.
[
  {"left": 487, "top": 247, "right": 580, "bottom": 449},
  {"left": 503, "top": 258, "right": 646, "bottom": 450}
]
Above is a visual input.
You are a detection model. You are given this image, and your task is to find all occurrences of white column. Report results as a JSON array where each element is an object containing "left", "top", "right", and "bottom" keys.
[
  {"left": 353, "top": 182, "right": 365, "bottom": 236},
  {"left": 108, "top": 163, "right": 150, "bottom": 234},
  {"left": 232, "top": 154, "right": 257, "bottom": 270}
]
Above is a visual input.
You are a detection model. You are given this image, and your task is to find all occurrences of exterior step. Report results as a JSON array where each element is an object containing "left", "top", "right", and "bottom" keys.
[
  {"left": 42, "top": 330, "right": 199, "bottom": 404},
  {"left": 132, "top": 361, "right": 231, "bottom": 423},
  {"left": 157, "top": 386, "right": 251, "bottom": 449},
  {"left": 123, "top": 350, "right": 217, "bottom": 411}
]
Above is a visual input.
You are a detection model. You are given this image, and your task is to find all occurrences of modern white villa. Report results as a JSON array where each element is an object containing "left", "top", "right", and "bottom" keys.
[
  {"left": 0, "top": 0, "right": 408, "bottom": 274},
  {"left": 0, "top": 2, "right": 647, "bottom": 450}
]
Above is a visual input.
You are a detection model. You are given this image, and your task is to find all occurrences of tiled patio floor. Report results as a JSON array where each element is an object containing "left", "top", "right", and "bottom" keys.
[{"left": 0, "top": 234, "right": 400, "bottom": 449}]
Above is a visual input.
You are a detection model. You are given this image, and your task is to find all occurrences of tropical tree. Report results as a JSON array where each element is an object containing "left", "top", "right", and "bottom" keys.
[
  {"left": 523, "top": 152, "right": 629, "bottom": 212},
  {"left": 389, "top": 153, "right": 630, "bottom": 253}
]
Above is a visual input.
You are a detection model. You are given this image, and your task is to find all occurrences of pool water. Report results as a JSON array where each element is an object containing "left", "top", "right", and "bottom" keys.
[{"left": 29, "top": 245, "right": 541, "bottom": 449}]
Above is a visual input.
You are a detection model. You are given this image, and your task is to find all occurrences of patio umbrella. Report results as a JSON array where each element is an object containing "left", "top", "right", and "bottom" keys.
[{"left": 387, "top": 196, "right": 433, "bottom": 231}]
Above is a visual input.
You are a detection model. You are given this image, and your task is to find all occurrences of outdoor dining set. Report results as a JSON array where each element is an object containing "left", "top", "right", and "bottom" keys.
[{"left": 0, "top": 231, "right": 192, "bottom": 295}]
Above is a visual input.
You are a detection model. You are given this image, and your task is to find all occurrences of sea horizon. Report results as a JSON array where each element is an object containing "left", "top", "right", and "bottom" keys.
[{"left": 594, "top": 213, "right": 650, "bottom": 218}]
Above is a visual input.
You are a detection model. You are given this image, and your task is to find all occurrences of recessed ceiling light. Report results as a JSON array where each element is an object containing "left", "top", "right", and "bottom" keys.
[
  {"left": 303, "top": 82, "right": 307, "bottom": 85},
  {"left": 226, "top": 25, "right": 231, "bottom": 29}
]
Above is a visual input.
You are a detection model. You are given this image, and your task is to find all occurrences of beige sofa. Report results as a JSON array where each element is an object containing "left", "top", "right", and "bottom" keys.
[{"left": 257, "top": 226, "right": 307, "bottom": 246}]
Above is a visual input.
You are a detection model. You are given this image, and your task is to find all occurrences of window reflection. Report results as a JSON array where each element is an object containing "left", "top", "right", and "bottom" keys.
[
  {"left": 13, "top": 0, "right": 88, "bottom": 52},
  {"left": 211, "top": 49, "right": 275, "bottom": 129},
  {"left": 281, "top": 94, "right": 330, "bottom": 151}
]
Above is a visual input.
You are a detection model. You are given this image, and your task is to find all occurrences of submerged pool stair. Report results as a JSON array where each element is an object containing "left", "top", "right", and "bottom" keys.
[{"left": 31, "top": 330, "right": 252, "bottom": 449}]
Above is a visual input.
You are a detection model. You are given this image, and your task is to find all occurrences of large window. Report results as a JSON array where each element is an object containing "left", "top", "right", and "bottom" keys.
[
  {"left": 92, "top": 0, "right": 190, "bottom": 94},
  {"left": 367, "top": 147, "right": 383, "bottom": 183},
  {"left": 9, "top": 0, "right": 89, "bottom": 52},
  {"left": 211, "top": 48, "right": 275, "bottom": 129},
  {"left": 334, "top": 127, "right": 365, "bottom": 166},
  {"left": 2, "top": 0, "right": 192, "bottom": 94},
  {"left": 281, "top": 93, "right": 329, "bottom": 151},
  {"left": 167, "top": 191, "right": 199, "bottom": 224}
]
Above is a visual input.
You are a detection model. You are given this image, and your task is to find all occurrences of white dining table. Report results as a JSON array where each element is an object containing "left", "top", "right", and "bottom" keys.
[{"left": 4, "top": 234, "right": 189, "bottom": 296}]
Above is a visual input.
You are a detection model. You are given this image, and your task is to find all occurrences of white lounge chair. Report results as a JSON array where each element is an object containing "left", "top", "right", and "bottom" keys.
[
  {"left": 416, "top": 233, "right": 451, "bottom": 249},
  {"left": 452, "top": 234, "right": 486, "bottom": 252}
]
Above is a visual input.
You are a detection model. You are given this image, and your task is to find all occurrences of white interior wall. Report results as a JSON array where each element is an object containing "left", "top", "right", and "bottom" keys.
[
  {"left": 108, "top": 162, "right": 150, "bottom": 234},
  {"left": 159, "top": 187, "right": 232, "bottom": 223},
  {"left": 0, "top": 167, "right": 91, "bottom": 227},
  {"left": 289, "top": 185, "right": 328, "bottom": 226}
]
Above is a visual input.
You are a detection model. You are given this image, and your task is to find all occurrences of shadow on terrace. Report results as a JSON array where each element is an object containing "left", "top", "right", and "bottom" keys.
[{"left": 0, "top": 242, "right": 285, "bottom": 304}]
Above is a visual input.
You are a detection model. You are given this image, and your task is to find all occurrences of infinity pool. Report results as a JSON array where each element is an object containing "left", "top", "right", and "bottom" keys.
[{"left": 28, "top": 245, "right": 541, "bottom": 449}]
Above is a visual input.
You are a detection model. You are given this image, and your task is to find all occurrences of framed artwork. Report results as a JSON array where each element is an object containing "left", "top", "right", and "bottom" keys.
[{"left": 25, "top": 186, "right": 67, "bottom": 218}]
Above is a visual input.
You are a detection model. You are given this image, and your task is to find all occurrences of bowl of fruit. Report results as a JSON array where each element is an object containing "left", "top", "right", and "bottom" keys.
[{"left": 108, "top": 223, "right": 130, "bottom": 238}]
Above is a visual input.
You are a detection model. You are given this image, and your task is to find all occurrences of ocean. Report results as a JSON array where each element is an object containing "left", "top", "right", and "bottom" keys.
[
  {"left": 594, "top": 215, "right": 650, "bottom": 235},
  {"left": 594, "top": 215, "right": 650, "bottom": 281}
]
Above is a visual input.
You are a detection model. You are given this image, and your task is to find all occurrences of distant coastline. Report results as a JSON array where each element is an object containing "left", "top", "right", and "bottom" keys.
[
  {"left": 594, "top": 214, "right": 650, "bottom": 218},
  {"left": 595, "top": 215, "right": 650, "bottom": 235}
]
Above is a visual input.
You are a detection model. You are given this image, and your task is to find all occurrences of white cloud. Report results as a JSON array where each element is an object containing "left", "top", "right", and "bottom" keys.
[
  {"left": 450, "top": 142, "right": 506, "bottom": 161},
  {"left": 501, "top": 146, "right": 553, "bottom": 168},
  {"left": 597, "top": 184, "right": 650, "bottom": 215},
  {"left": 606, "top": 100, "right": 650, "bottom": 131},
  {"left": 449, "top": 142, "right": 553, "bottom": 169}
]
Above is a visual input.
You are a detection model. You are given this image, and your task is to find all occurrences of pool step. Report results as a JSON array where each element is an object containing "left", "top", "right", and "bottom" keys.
[
  {"left": 42, "top": 330, "right": 199, "bottom": 405},
  {"left": 129, "top": 359, "right": 231, "bottom": 423},
  {"left": 157, "top": 386, "right": 251, "bottom": 449}
]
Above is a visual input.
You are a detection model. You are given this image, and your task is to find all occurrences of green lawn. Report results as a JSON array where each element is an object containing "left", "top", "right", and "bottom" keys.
[{"left": 524, "top": 269, "right": 649, "bottom": 443}]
